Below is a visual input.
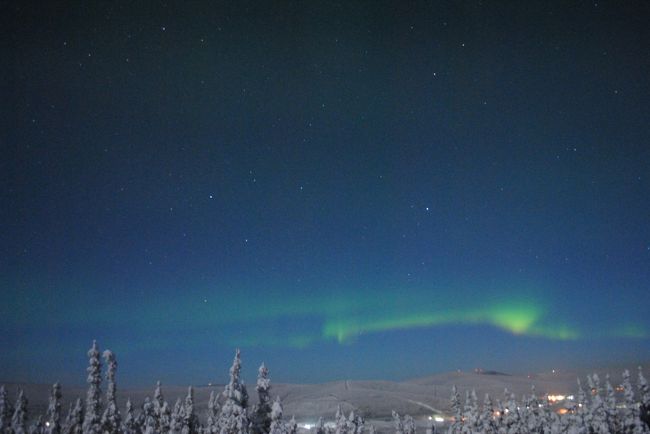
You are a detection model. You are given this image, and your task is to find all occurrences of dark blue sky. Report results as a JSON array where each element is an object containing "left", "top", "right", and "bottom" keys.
[{"left": 2, "top": 1, "right": 650, "bottom": 387}]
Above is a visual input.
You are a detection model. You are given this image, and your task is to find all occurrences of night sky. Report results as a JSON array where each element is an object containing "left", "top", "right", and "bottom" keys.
[{"left": 2, "top": 1, "right": 650, "bottom": 387}]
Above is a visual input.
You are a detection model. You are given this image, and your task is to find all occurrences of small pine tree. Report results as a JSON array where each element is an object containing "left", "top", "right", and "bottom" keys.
[
  {"left": 12, "top": 389, "right": 28, "bottom": 434},
  {"left": 252, "top": 364, "right": 272, "bottom": 434},
  {"left": 171, "top": 398, "right": 184, "bottom": 434},
  {"left": 182, "top": 386, "right": 198, "bottom": 434},
  {"left": 160, "top": 401, "right": 172, "bottom": 434},
  {"left": 218, "top": 350, "right": 249, "bottom": 434},
  {"left": 604, "top": 374, "right": 619, "bottom": 434},
  {"left": 622, "top": 369, "right": 644, "bottom": 434},
  {"left": 44, "top": 383, "right": 62, "bottom": 434},
  {"left": 449, "top": 385, "right": 462, "bottom": 434},
  {"left": 316, "top": 417, "right": 327, "bottom": 434},
  {"left": 1, "top": 385, "right": 15, "bottom": 432},
  {"left": 153, "top": 381, "right": 164, "bottom": 429},
  {"left": 30, "top": 415, "right": 44, "bottom": 434},
  {"left": 392, "top": 411, "right": 404, "bottom": 434},
  {"left": 207, "top": 391, "right": 220, "bottom": 434},
  {"left": 123, "top": 398, "right": 140, "bottom": 434},
  {"left": 480, "top": 393, "right": 496, "bottom": 434},
  {"left": 334, "top": 405, "right": 347, "bottom": 434},
  {"left": 65, "top": 398, "right": 84, "bottom": 434},
  {"left": 287, "top": 416, "right": 297, "bottom": 434},
  {"left": 142, "top": 397, "right": 156, "bottom": 434},
  {"left": 638, "top": 367, "right": 650, "bottom": 430},
  {"left": 83, "top": 340, "right": 102, "bottom": 434},
  {"left": 402, "top": 415, "right": 415, "bottom": 434},
  {"left": 269, "top": 397, "right": 286, "bottom": 434},
  {"left": 588, "top": 374, "right": 608, "bottom": 434},
  {"left": 100, "top": 350, "right": 121, "bottom": 433}
]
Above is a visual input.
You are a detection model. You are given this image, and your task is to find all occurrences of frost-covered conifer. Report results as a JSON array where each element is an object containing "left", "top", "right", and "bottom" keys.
[
  {"left": 206, "top": 391, "right": 220, "bottom": 434},
  {"left": 480, "top": 393, "right": 496, "bottom": 434},
  {"left": 586, "top": 374, "right": 608, "bottom": 434},
  {"left": 504, "top": 392, "right": 520, "bottom": 434},
  {"left": 639, "top": 367, "right": 650, "bottom": 408},
  {"left": 44, "top": 383, "right": 62, "bottom": 434},
  {"left": 159, "top": 401, "right": 172, "bottom": 434},
  {"left": 638, "top": 367, "right": 650, "bottom": 430},
  {"left": 12, "top": 389, "right": 28, "bottom": 434},
  {"left": 1, "top": 385, "right": 14, "bottom": 432},
  {"left": 449, "top": 385, "right": 462, "bottom": 434},
  {"left": 182, "top": 386, "right": 199, "bottom": 434},
  {"left": 334, "top": 406, "right": 347, "bottom": 434},
  {"left": 65, "top": 398, "right": 83, "bottom": 434},
  {"left": 219, "top": 350, "right": 249, "bottom": 434},
  {"left": 171, "top": 398, "right": 184, "bottom": 434},
  {"left": 100, "top": 350, "right": 121, "bottom": 434},
  {"left": 153, "top": 381, "right": 164, "bottom": 427},
  {"left": 123, "top": 399, "right": 140, "bottom": 434},
  {"left": 344, "top": 411, "right": 364, "bottom": 434},
  {"left": 603, "top": 374, "right": 619, "bottom": 434},
  {"left": 402, "top": 415, "right": 415, "bottom": 434},
  {"left": 287, "top": 416, "right": 297, "bottom": 434},
  {"left": 392, "top": 411, "right": 404, "bottom": 434},
  {"left": 30, "top": 415, "right": 44, "bottom": 434},
  {"left": 252, "top": 364, "right": 271, "bottom": 434},
  {"left": 622, "top": 369, "right": 644, "bottom": 434},
  {"left": 315, "top": 417, "right": 327, "bottom": 434},
  {"left": 83, "top": 341, "right": 102, "bottom": 434},
  {"left": 269, "top": 397, "right": 286, "bottom": 434},
  {"left": 142, "top": 397, "right": 156, "bottom": 434},
  {"left": 462, "top": 390, "right": 478, "bottom": 434}
]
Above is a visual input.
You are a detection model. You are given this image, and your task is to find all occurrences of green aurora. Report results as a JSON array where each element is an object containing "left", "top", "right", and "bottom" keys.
[{"left": 5, "top": 279, "right": 644, "bottom": 350}]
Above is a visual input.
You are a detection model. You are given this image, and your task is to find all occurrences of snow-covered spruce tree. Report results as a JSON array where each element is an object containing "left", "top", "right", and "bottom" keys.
[
  {"left": 334, "top": 405, "right": 347, "bottom": 434},
  {"left": 316, "top": 417, "right": 329, "bottom": 434},
  {"left": 268, "top": 397, "right": 286, "bottom": 434},
  {"left": 604, "top": 374, "right": 620, "bottom": 434},
  {"left": 392, "top": 411, "right": 404, "bottom": 434},
  {"left": 159, "top": 401, "right": 172, "bottom": 434},
  {"left": 287, "top": 416, "right": 297, "bottom": 434},
  {"left": 123, "top": 399, "right": 140, "bottom": 434},
  {"left": 218, "top": 350, "right": 249, "bottom": 434},
  {"left": 12, "top": 389, "right": 28, "bottom": 434},
  {"left": 348, "top": 411, "right": 364, "bottom": 434},
  {"left": 461, "top": 389, "right": 478, "bottom": 434},
  {"left": 448, "top": 385, "right": 462, "bottom": 434},
  {"left": 1, "top": 385, "right": 14, "bottom": 432},
  {"left": 83, "top": 340, "right": 102, "bottom": 434},
  {"left": 622, "top": 369, "right": 645, "bottom": 434},
  {"left": 251, "top": 364, "right": 272, "bottom": 434},
  {"left": 181, "top": 386, "right": 198, "bottom": 434},
  {"left": 153, "top": 381, "right": 164, "bottom": 430},
  {"left": 588, "top": 374, "right": 609, "bottom": 434},
  {"left": 30, "top": 415, "right": 44, "bottom": 434},
  {"left": 503, "top": 392, "right": 521, "bottom": 434},
  {"left": 573, "top": 378, "right": 591, "bottom": 433},
  {"left": 44, "top": 382, "right": 62, "bottom": 434},
  {"left": 100, "top": 350, "right": 121, "bottom": 434},
  {"left": 142, "top": 397, "right": 156, "bottom": 434},
  {"left": 402, "top": 415, "right": 415, "bottom": 434},
  {"left": 65, "top": 398, "right": 84, "bottom": 434},
  {"left": 480, "top": 393, "right": 496, "bottom": 434},
  {"left": 206, "top": 391, "right": 220, "bottom": 434},
  {"left": 171, "top": 398, "right": 184, "bottom": 434},
  {"left": 639, "top": 367, "right": 650, "bottom": 430}
]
